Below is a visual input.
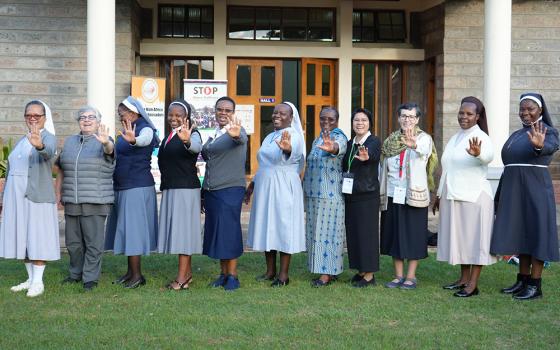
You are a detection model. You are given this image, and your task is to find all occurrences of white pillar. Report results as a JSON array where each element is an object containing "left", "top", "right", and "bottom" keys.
[
  {"left": 337, "top": 0, "right": 353, "bottom": 136},
  {"left": 87, "top": 0, "right": 115, "bottom": 136},
  {"left": 213, "top": 0, "right": 228, "bottom": 80},
  {"left": 483, "top": 0, "right": 512, "bottom": 189}
]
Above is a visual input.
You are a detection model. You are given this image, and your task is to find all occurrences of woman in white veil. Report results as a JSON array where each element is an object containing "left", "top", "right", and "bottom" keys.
[
  {"left": 0, "top": 100, "right": 60, "bottom": 297},
  {"left": 245, "top": 102, "right": 306, "bottom": 286}
]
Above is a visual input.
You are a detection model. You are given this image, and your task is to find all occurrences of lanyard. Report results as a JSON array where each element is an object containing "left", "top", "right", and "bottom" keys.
[
  {"left": 347, "top": 143, "right": 357, "bottom": 171},
  {"left": 165, "top": 131, "right": 175, "bottom": 146},
  {"left": 398, "top": 150, "right": 406, "bottom": 179}
]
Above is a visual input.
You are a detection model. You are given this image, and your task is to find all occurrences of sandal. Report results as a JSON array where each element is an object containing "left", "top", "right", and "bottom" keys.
[
  {"left": 384, "top": 276, "right": 405, "bottom": 289},
  {"left": 166, "top": 276, "right": 193, "bottom": 291},
  {"left": 400, "top": 278, "right": 417, "bottom": 290}
]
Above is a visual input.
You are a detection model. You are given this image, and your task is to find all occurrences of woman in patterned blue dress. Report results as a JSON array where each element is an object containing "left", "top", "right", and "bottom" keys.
[{"left": 303, "top": 107, "right": 348, "bottom": 287}]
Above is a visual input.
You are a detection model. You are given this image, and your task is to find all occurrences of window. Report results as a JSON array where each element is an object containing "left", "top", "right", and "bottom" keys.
[
  {"left": 351, "top": 62, "right": 407, "bottom": 140},
  {"left": 228, "top": 6, "right": 335, "bottom": 42},
  {"left": 158, "top": 5, "right": 213, "bottom": 38},
  {"left": 353, "top": 10, "right": 406, "bottom": 43}
]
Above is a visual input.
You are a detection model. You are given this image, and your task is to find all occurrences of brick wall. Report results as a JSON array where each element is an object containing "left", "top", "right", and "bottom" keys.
[
  {"left": 442, "top": 0, "right": 560, "bottom": 172},
  {"left": 0, "top": 0, "right": 136, "bottom": 147}
]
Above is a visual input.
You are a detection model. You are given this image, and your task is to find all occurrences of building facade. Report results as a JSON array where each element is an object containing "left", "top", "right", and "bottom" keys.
[{"left": 1, "top": 0, "right": 559, "bottom": 178}]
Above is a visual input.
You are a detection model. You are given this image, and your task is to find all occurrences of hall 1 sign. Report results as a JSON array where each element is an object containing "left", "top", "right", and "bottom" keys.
[{"left": 259, "top": 98, "right": 275, "bottom": 103}]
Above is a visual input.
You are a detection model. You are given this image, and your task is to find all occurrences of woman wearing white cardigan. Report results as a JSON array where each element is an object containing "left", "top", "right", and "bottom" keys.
[{"left": 434, "top": 96, "right": 496, "bottom": 298}]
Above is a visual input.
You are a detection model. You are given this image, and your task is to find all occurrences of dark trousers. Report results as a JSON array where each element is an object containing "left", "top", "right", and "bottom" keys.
[{"left": 65, "top": 214, "right": 107, "bottom": 283}]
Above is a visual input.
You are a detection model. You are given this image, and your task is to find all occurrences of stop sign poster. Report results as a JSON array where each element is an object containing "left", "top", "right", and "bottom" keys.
[
  {"left": 184, "top": 79, "right": 228, "bottom": 181},
  {"left": 184, "top": 79, "right": 228, "bottom": 145}
]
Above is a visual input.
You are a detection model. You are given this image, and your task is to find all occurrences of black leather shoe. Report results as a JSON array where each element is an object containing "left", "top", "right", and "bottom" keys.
[
  {"left": 350, "top": 274, "right": 362, "bottom": 284},
  {"left": 83, "top": 281, "right": 98, "bottom": 291},
  {"left": 255, "top": 274, "right": 276, "bottom": 282},
  {"left": 61, "top": 276, "right": 81, "bottom": 284},
  {"left": 442, "top": 281, "right": 467, "bottom": 290},
  {"left": 501, "top": 273, "right": 529, "bottom": 294},
  {"left": 353, "top": 276, "right": 376, "bottom": 288},
  {"left": 513, "top": 285, "right": 542, "bottom": 300},
  {"left": 113, "top": 274, "right": 131, "bottom": 285},
  {"left": 124, "top": 276, "right": 146, "bottom": 289},
  {"left": 311, "top": 278, "right": 331, "bottom": 288},
  {"left": 453, "top": 288, "right": 479, "bottom": 297},
  {"left": 271, "top": 278, "right": 289, "bottom": 287}
]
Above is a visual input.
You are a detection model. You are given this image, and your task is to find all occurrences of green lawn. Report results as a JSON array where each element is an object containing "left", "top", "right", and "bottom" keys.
[{"left": 1, "top": 253, "right": 559, "bottom": 349}]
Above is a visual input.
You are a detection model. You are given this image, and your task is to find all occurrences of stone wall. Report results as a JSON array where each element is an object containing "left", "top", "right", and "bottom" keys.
[
  {"left": 442, "top": 0, "right": 560, "bottom": 173},
  {"left": 0, "top": 0, "right": 135, "bottom": 147}
]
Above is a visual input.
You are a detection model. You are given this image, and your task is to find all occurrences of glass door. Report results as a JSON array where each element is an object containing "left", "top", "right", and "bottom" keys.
[
  {"left": 301, "top": 58, "right": 337, "bottom": 151},
  {"left": 227, "top": 59, "right": 283, "bottom": 177}
]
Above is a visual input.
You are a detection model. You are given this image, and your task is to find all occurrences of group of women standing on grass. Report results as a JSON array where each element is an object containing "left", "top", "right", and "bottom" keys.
[{"left": 0, "top": 92, "right": 557, "bottom": 301}]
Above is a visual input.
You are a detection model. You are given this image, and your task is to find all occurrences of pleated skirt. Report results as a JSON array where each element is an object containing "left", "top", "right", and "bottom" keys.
[
  {"left": 436, "top": 186, "right": 497, "bottom": 266},
  {"left": 157, "top": 188, "right": 202, "bottom": 255},
  {"left": 0, "top": 174, "right": 60, "bottom": 261},
  {"left": 105, "top": 186, "right": 158, "bottom": 256},
  {"left": 380, "top": 197, "right": 428, "bottom": 260}
]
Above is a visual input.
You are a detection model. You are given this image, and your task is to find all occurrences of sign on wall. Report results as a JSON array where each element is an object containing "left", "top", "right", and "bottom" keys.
[{"left": 131, "top": 76, "right": 166, "bottom": 189}]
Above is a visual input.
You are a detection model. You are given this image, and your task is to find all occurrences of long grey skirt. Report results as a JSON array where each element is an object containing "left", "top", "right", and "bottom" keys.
[
  {"left": 105, "top": 186, "right": 158, "bottom": 256},
  {"left": 437, "top": 186, "right": 497, "bottom": 266},
  {"left": 157, "top": 188, "right": 202, "bottom": 255},
  {"left": 0, "top": 138, "right": 59, "bottom": 261}
]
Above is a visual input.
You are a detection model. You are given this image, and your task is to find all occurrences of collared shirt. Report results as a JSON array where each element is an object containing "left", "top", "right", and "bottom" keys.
[
  {"left": 212, "top": 127, "right": 228, "bottom": 143},
  {"left": 353, "top": 131, "right": 371, "bottom": 145}
]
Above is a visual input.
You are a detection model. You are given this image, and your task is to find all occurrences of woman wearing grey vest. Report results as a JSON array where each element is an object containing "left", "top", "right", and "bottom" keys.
[{"left": 55, "top": 106, "right": 115, "bottom": 291}]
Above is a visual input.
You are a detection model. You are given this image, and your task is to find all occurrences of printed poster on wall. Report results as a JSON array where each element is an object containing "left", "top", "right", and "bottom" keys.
[
  {"left": 131, "top": 76, "right": 166, "bottom": 189},
  {"left": 183, "top": 79, "right": 228, "bottom": 179}
]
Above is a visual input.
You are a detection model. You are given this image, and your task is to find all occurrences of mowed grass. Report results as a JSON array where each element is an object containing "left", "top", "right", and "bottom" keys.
[{"left": 1, "top": 252, "right": 559, "bottom": 349}]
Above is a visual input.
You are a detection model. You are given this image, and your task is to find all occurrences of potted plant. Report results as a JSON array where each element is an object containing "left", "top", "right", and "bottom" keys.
[{"left": 0, "top": 137, "right": 14, "bottom": 193}]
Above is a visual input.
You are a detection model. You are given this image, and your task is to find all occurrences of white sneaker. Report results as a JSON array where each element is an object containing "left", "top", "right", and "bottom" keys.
[
  {"left": 10, "top": 280, "right": 31, "bottom": 292},
  {"left": 26, "top": 283, "right": 44, "bottom": 298}
]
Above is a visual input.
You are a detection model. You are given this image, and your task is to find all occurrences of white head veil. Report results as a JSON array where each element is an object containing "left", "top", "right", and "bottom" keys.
[
  {"left": 28, "top": 100, "right": 55, "bottom": 135},
  {"left": 282, "top": 101, "right": 306, "bottom": 171}
]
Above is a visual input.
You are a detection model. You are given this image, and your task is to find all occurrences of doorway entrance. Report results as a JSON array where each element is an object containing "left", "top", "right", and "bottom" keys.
[{"left": 228, "top": 57, "right": 337, "bottom": 176}]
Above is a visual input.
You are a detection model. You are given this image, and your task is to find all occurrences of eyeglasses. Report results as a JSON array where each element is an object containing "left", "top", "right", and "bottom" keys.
[
  {"left": 24, "top": 114, "right": 45, "bottom": 120},
  {"left": 216, "top": 107, "right": 233, "bottom": 114},
  {"left": 399, "top": 114, "right": 418, "bottom": 120},
  {"left": 79, "top": 115, "right": 97, "bottom": 121}
]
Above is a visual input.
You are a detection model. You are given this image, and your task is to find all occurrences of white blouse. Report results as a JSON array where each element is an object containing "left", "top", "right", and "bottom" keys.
[{"left": 437, "top": 124, "right": 494, "bottom": 202}]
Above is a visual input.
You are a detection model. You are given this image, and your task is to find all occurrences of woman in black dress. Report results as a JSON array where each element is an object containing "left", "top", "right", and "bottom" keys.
[
  {"left": 491, "top": 93, "right": 559, "bottom": 300},
  {"left": 342, "top": 108, "right": 381, "bottom": 287}
]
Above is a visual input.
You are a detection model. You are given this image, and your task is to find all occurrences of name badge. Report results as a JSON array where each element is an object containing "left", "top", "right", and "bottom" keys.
[
  {"left": 393, "top": 186, "right": 406, "bottom": 204},
  {"left": 342, "top": 173, "right": 354, "bottom": 194}
]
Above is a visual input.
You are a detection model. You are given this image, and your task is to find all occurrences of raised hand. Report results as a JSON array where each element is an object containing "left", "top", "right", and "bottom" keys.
[
  {"left": 526, "top": 121, "right": 547, "bottom": 149},
  {"left": 226, "top": 116, "right": 242, "bottom": 138},
  {"left": 177, "top": 119, "right": 195, "bottom": 144},
  {"left": 27, "top": 123, "right": 44, "bottom": 149},
  {"left": 466, "top": 136, "right": 482, "bottom": 157},
  {"left": 317, "top": 130, "right": 338, "bottom": 154},
  {"left": 401, "top": 128, "right": 417, "bottom": 149},
  {"left": 275, "top": 130, "right": 292, "bottom": 153},
  {"left": 95, "top": 123, "right": 110, "bottom": 145},
  {"left": 119, "top": 119, "right": 136, "bottom": 144},
  {"left": 354, "top": 145, "right": 369, "bottom": 161}
]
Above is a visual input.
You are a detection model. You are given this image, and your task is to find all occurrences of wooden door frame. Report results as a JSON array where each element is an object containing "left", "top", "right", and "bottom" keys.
[
  {"left": 227, "top": 58, "right": 283, "bottom": 177},
  {"left": 301, "top": 58, "right": 338, "bottom": 140}
]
